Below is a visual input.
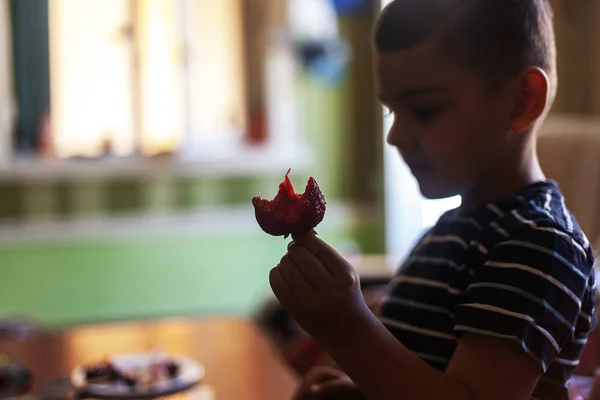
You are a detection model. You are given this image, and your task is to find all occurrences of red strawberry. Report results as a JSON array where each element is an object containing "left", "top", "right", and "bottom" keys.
[{"left": 252, "top": 169, "right": 326, "bottom": 239}]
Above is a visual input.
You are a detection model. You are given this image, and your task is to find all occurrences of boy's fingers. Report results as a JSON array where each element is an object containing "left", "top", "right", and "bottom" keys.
[
  {"left": 304, "top": 366, "right": 346, "bottom": 386},
  {"left": 279, "top": 255, "right": 316, "bottom": 296},
  {"left": 288, "top": 243, "right": 332, "bottom": 284},
  {"left": 295, "top": 235, "right": 349, "bottom": 277},
  {"left": 294, "top": 367, "right": 347, "bottom": 400},
  {"left": 308, "top": 377, "right": 363, "bottom": 400},
  {"left": 269, "top": 267, "right": 299, "bottom": 310},
  {"left": 311, "top": 376, "right": 353, "bottom": 392}
]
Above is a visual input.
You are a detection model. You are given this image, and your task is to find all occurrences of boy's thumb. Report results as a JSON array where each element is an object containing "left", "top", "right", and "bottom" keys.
[{"left": 309, "top": 376, "right": 353, "bottom": 393}]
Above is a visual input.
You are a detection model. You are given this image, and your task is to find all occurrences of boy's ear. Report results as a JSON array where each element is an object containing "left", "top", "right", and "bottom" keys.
[{"left": 510, "top": 67, "right": 549, "bottom": 133}]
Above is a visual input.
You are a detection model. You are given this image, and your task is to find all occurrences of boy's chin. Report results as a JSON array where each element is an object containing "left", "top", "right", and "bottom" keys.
[{"left": 416, "top": 180, "right": 459, "bottom": 200}]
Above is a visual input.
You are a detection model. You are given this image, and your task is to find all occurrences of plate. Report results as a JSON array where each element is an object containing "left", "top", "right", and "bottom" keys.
[{"left": 71, "top": 354, "right": 204, "bottom": 399}]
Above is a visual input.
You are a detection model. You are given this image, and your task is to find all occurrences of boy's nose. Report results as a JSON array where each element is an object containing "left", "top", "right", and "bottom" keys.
[{"left": 386, "top": 126, "right": 417, "bottom": 151}]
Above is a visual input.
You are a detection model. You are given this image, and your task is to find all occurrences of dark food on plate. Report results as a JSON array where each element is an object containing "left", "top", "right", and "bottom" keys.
[
  {"left": 252, "top": 169, "right": 326, "bottom": 240},
  {"left": 85, "top": 361, "right": 137, "bottom": 387},
  {"left": 166, "top": 361, "right": 179, "bottom": 378},
  {"left": 84, "top": 357, "right": 180, "bottom": 388},
  {"left": 0, "top": 356, "right": 33, "bottom": 396}
]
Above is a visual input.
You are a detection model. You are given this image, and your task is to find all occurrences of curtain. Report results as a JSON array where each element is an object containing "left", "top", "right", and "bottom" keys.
[{"left": 10, "top": 0, "right": 51, "bottom": 152}]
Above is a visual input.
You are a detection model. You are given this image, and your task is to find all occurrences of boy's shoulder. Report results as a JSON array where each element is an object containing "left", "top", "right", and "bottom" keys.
[
  {"left": 493, "top": 192, "right": 588, "bottom": 245},
  {"left": 477, "top": 191, "right": 595, "bottom": 275},
  {"left": 424, "top": 181, "right": 594, "bottom": 275}
]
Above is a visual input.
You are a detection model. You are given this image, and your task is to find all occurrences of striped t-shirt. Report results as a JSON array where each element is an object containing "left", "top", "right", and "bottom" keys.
[{"left": 379, "top": 181, "right": 596, "bottom": 400}]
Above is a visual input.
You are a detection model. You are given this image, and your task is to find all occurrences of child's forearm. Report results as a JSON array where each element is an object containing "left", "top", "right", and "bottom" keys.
[{"left": 318, "top": 311, "right": 475, "bottom": 400}]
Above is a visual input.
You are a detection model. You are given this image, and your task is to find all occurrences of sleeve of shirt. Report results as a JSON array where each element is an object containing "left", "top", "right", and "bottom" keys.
[{"left": 454, "top": 227, "right": 591, "bottom": 372}]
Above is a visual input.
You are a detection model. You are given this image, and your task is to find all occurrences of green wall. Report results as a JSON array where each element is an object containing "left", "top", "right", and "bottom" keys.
[{"left": 0, "top": 227, "right": 363, "bottom": 327}]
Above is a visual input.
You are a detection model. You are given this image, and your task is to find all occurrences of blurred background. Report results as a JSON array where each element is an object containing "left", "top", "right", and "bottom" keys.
[{"left": 0, "top": 0, "right": 598, "bottom": 329}]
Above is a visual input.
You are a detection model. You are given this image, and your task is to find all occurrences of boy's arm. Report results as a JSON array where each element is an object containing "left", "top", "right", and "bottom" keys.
[
  {"left": 317, "top": 310, "right": 540, "bottom": 400},
  {"left": 271, "top": 235, "right": 565, "bottom": 400}
]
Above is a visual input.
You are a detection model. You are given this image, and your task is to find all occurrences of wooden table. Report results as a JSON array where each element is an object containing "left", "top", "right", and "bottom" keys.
[{"left": 0, "top": 318, "right": 299, "bottom": 400}]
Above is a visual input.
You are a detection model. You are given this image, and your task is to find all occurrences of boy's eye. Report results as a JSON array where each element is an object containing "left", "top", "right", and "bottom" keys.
[
  {"left": 383, "top": 106, "right": 394, "bottom": 117},
  {"left": 412, "top": 106, "right": 442, "bottom": 122}
]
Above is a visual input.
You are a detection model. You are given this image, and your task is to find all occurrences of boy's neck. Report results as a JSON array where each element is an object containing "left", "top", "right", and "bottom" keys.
[{"left": 459, "top": 147, "right": 546, "bottom": 214}]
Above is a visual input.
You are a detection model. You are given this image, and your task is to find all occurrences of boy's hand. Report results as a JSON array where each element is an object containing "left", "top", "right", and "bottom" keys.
[
  {"left": 293, "top": 366, "right": 366, "bottom": 400},
  {"left": 269, "top": 235, "right": 370, "bottom": 342}
]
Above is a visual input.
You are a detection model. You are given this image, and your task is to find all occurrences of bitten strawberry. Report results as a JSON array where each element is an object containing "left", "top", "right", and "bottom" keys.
[{"left": 252, "top": 169, "right": 326, "bottom": 239}]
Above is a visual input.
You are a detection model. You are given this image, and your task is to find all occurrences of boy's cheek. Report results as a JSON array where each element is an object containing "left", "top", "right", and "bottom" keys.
[
  {"left": 421, "top": 159, "right": 478, "bottom": 198},
  {"left": 416, "top": 132, "right": 486, "bottom": 190}
]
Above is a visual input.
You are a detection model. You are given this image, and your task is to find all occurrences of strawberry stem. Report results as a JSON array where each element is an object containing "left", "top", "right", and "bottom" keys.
[{"left": 290, "top": 229, "right": 318, "bottom": 242}]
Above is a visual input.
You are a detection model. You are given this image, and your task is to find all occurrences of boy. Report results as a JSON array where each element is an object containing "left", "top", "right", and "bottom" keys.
[{"left": 269, "top": 0, "right": 597, "bottom": 399}]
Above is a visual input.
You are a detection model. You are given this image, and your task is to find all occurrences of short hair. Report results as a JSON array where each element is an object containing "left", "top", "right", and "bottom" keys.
[{"left": 374, "top": 0, "right": 557, "bottom": 102}]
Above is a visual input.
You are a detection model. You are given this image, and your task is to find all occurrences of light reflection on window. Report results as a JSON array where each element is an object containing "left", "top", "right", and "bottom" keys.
[{"left": 421, "top": 196, "right": 462, "bottom": 228}]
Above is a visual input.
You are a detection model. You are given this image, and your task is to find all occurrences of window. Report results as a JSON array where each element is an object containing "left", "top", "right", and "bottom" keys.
[
  {"left": 421, "top": 196, "right": 462, "bottom": 228},
  {"left": 49, "top": 0, "right": 247, "bottom": 159},
  {"left": 49, "top": 0, "right": 136, "bottom": 158},
  {"left": 0, "top": 0, "right": 13, "bottom": 165}
]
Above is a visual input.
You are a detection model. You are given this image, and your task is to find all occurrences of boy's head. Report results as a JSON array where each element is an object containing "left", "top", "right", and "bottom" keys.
[{"left": 374, "top": 0, "right": 557, "bottom": 200}]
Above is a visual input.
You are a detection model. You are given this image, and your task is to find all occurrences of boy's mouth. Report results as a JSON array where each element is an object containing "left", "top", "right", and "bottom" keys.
[{"left": 399, "top": 151, "right": 431, "bottom": 172}]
